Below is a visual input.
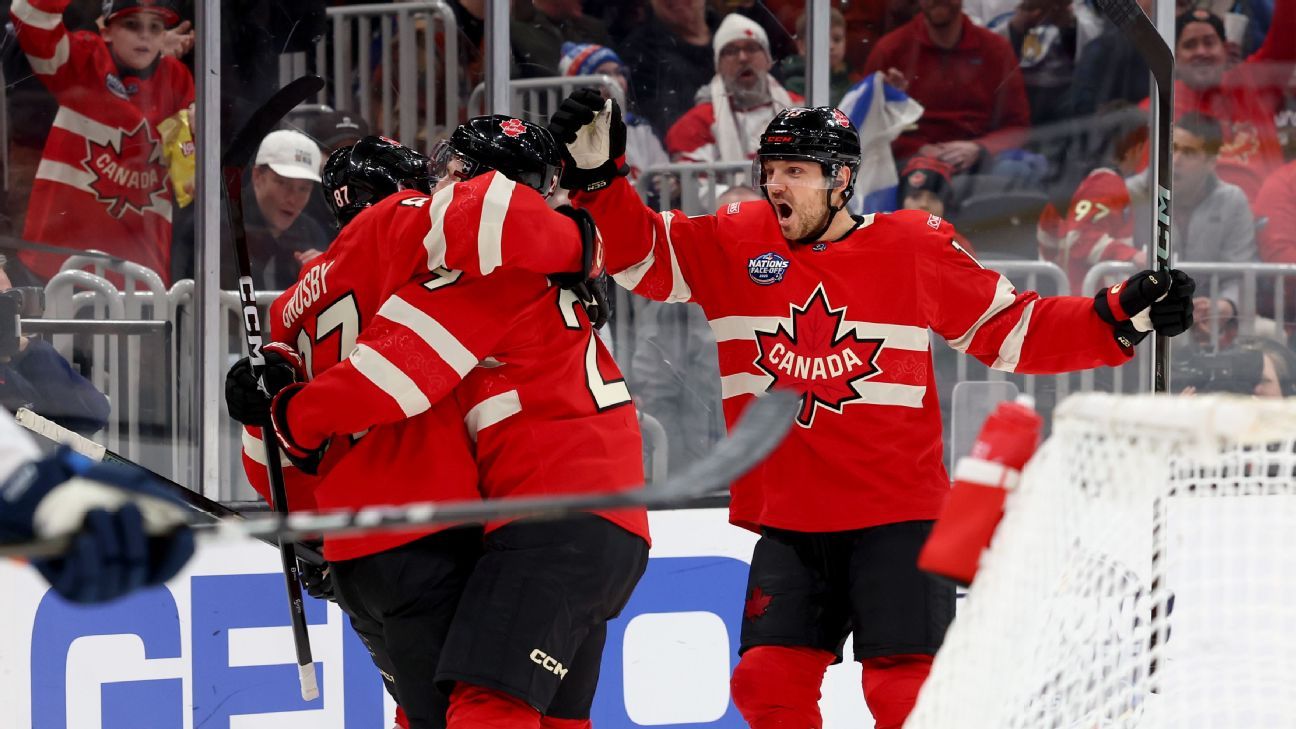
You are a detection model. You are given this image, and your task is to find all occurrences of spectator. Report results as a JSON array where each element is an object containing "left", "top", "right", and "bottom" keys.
[
  {"left": 558, "top": 42, "right": 669, "bottom": 184},
  {"left": 620, "top": 0, "right": 718, "bottom": 138},
  {"left": 511, "top": 0, "right": 613, "bottom": 77},
  {"left": 1037, "top": 167, "right": 1142, "bottom": 293},
  {"left": 994, "top": 0, "right": 1078, "bottom": 125},
  {"left": 665, "top": 14, "right": 801, "bottom": 169},
  {"left": 1243, "top": 336, "right": 1295, "bottom": 397},
  {"left": 777, "top": 8, "right": 853, "bottom": 105},
  {"left": 837, "top": 72, "right": 926, "bottom": 213},
  {"left": 11, "top": 0, "right": 195, "bottom": 285},
  {"left": 289, "top": 107, "right": 371, "bottom": 237},
  {"left": 1165, "top": 112, "right": 1259, "bottom": 346},
  {"left": 1168, "top": 4, "right": 1296, "bottom": 203},
  {"left": 1069, "top": 0, "right": 1152, "bottom": 116},
  {"left": 219, "top": 130, "right": 329, "bottom": 291},
  {"left": 864, "top": 0, "right": 1032, "bottom": 174},
  {"left": 0, "top": 262, "right": 110, "bottom": 436},
  {"left": 898, "top": 156, "right": 957, "bottom": 218},
  {"left": 1178, "top": 336, "right": 1295, "bottom": 397},
  {"left": 1256, "top": 158, "right": 1296, "bottom": 322}
]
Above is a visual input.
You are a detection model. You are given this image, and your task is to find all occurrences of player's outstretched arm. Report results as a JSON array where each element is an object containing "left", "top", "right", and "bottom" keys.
[{"left": 0, "top": 427, "right": 194, "bottom": 604}]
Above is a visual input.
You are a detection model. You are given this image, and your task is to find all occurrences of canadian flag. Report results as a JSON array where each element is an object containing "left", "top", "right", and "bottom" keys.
[{"left": 918, "top": 398, "right": 1042, "bottom": 587}]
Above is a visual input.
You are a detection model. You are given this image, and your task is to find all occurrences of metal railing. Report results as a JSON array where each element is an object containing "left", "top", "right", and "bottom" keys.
[
  {"left": 466, "top": 74, "right": 626, "bottom": 125},
  {"left": 634, "top": 161, "right": 752, "bottom": 216},
  {"left": 278, "top": 1, "right": 460, "bottom": 151}
]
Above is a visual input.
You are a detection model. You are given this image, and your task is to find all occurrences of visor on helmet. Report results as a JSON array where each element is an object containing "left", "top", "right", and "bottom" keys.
[
  {"left": 752, "top": 156, "right": 848, "bottom": 190},
  {"left": 429, "top": 140, "right": 560, "bottom": 198}
]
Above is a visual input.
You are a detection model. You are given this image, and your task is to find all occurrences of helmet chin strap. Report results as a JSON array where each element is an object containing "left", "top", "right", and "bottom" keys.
[{"left": 789, "top": 188, "right": 847, "bottom": 245}]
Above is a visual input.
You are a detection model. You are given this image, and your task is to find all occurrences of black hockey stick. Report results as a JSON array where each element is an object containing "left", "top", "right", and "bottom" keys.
[
  {"left": 2, "top": 390, "right": 797, "bottom": 555},
  {"left": 222, "top": 74, "right": 326, "bottom": 702},
  {"left": 11, "top": 408, "right": 323, "bottom": 567},
  {"left": 1091, "top": 0, "right": 1174, "bottom": 393},
  {"left": 1089, "top": 0, "right": 1176, "bottom": 691}
]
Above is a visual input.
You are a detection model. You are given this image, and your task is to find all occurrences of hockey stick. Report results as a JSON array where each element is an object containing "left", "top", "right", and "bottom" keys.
[
  {"left": 1091, "top": 0, "right": 1174, "bottom": 393},
  {"left": 2, "top": 390, "right": 797, "bottom": 556},
  {"left": 1089, "top": 0, "right": 1176, "bottom": 690},
  {"left": 222, "top": 74, "right": 325, "bottom": 702},
  {"left": 10, "top": 408, "right": 323, "bottom": 567}
]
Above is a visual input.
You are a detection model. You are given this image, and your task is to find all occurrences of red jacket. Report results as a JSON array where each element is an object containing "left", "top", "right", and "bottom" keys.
[
  {"left": 864, "top": 14, "right": 1030, "bottom": 161},
  {"left": 11, "top": 0, "right": 193, "bottom": 283},
  {"left": 1256, "top": 160, "right": 1296, "bottom": 318}
]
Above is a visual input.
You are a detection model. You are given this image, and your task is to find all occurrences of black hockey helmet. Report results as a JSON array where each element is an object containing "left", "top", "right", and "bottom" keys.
[
  {"left": 321, "top": 135, "right": 432, "bottom": 228},
  {"left": 430, "top": 115, "right": 561, "bottom": 198},
  {"left": 753, "top": 106, "right": 862, "bottom": 202}
]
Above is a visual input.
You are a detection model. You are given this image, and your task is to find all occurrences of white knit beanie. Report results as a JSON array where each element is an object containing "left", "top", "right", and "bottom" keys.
[{"left": 713, "top": 13, "right": 770, "bottom": 65}]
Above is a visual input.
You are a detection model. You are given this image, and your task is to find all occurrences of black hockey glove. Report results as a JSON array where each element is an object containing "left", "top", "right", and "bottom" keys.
[
  {"left": 1148, "top": 268, "right": 1195, "bottom": 338},
  {"left": 1093, "top": 269, "right": 1177, "bottom": 348},
  {"left": 548, "top": 88, "right": 627, "bottom": 193},
  {"left": 225, "top": 342, "right": 306, "bottom": 426},
  {"left": 549, "top": 204, "right": 610, "bottom": 329},
  {"left": 297, "top": 543, "right": 335, "bottom": 602},
  {"left": 268, "top": 383, "right": 329, "bottom": 475}
]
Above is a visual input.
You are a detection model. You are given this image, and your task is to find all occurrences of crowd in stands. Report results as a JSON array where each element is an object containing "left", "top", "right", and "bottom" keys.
[{"left": 1, "top": 0, "right": 1294, "bottom": 471}]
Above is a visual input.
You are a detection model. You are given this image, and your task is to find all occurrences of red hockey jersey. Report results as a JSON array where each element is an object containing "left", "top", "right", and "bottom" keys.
[
  {"left": 11, "top": 0, "right": 193, "bottom": 283},
  {"left": 245, "top": 174, "right": 648, "bottom": 556},
  {"left": 575, "top": 177, "right": 1132, "bottom": 533},
  {"left": 1037, "top": 168, "right": 1142, "bottom": 294}
]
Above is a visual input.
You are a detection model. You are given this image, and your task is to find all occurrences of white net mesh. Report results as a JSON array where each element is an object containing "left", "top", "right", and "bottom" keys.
[{"left": 907, "top": 394, "right": 1296, "bottom": 729}]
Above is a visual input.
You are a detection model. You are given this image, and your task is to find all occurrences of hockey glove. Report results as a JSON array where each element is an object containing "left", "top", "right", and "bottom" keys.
[
  {"left": 298, "top": 542, "right": 335, "bottom": 602},
  {"left": 0, "top": 447, "right": 194, "bottom": 604},
  {"left": 1093, "top": 269, "right": 1175, "bottom": 348},
  {"left": 225, "top": 342, "right": 307, "bottom": 426},
  {"left": 549, "top": 204, "right": 611, "bottom": 329},
  {"left": 268, "top": 383, "right": 329, "bottom": 475},
  {"left": 549, "top": 89, "right": 627, "bottom": 192},
  {"left": 1148, "top": 268, "right": 1195, "bottom": 338}
]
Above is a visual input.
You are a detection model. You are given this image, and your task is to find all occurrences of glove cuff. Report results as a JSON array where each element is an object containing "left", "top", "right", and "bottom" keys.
[
  {"left": 269, "top": 384, "right": 326, "bottom": 468},
  {"left": 1093, "top": 284, "right": 1130, "bottom": 325}
]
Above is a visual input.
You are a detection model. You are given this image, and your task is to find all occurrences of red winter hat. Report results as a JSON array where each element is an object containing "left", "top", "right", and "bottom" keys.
[
  {"left": 103, "top": 0, "right": 181, "bottom": 27},
  {"left": 899, "top": 156, "right": 954, "bottom": 206}
]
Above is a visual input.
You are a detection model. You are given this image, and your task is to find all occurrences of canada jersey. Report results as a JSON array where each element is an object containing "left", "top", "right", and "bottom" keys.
[
  {"left": 575, "top": 177, "right": 1132, "bottom": 533},
  {"left": 12, "top": 0, "right": 194, "bottom": 283}
]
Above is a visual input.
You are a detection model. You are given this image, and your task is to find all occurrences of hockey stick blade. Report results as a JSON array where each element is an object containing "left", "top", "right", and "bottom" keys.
[
  {"left": 1, "top": 390, "right": 798, "bottom": 557},
  {"left": 221, "top": 75, "right": 324, "bottom": 169},
  {"left": 11, "top": 408, "right": 323, "bottom": 566}
]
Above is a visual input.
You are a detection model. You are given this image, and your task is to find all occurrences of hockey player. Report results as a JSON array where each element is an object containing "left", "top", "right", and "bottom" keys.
[
  {"left": 227, "top": 120, "right": 648, "bottom": 729},
  {"left": 0, "top": 410, "right": 194, "bottom": 604},
  {"left": 10, "top": 0, "right": 195, "bottom": 283},
  {"left": 547, "top": 92, "right": 1197, "bottom": 729}
]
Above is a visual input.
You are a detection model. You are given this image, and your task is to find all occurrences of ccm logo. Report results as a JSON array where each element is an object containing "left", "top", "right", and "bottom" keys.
[{"left": 529, "top": 649, "right": 569, "bottom": 679}]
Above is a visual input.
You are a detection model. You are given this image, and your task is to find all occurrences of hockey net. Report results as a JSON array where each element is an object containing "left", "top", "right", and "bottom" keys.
[{"left": 907, "top": 393, "right": 1296, "bottom": 729}]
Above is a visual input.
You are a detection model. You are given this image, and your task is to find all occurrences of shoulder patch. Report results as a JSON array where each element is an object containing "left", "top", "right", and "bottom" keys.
[
  {"left": 927, "top": 213, "right": 942, "bottom": 229},
  {"left": 727, "top": 201, "right": 742, "bottom": 215}
]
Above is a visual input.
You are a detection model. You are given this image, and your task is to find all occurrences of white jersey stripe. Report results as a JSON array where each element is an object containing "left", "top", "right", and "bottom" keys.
[
  {"left": 611, "top": 227, "right": 657, "bottom": 291},
  {"left": 25, "top": 35, "right": 68, "bottom": 75},
  {"left": 947, "top": 275, "right": 1017, "bottom": 353},
  {"left": 709, "top": 315, "right": 929, "bottom": 351},
  {"left": 477, "top": 174, "right": 514, "bottom": 275},
  {"left": 51, "top": 106, "right": 121, "bottom": 145},
  {"left": 349, "top": 344, "right": 432, "bottom": 417},
  {"left": 850, "top": 381, "right": 926, "bottom": 408},
  {"left": 35, "top": 159, "right": 95, "bottom": 189},
  {"left": 241, "top": 429, "right": 295, "bottom": 469},
  {"left": 11, "top": 0, "right": 63, "bottom": 29},
  {"left": 376, "top": 295, "right": 477, "bottom": 377},
  {"left": 720, "top": 372, "right": 773, "bottom": 399},
  {"left": 661, "top": 212, "right": 694, "bottom": 303},
  {"left": 423, "top": 186, "right": 454, "bottom": 271},
  {"left": 991, "top": 299, "right": 1036, "bottom": 372},
  {"left": 464, "top": 390, "right": 522, "bottom": 441}
]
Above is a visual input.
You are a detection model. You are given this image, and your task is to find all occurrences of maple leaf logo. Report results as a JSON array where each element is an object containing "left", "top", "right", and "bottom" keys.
[
  {"left": 744, "top": 586, "right": 773, "bottom": 621},
  {"left": 500, "top": 118, "right": 527, "bottom": 138},
  {"left": 753, "top": 285, "right": 883, "bottom": 428},
  {"left": 82, "top": 120, "right": 164, "bottom": 219}
]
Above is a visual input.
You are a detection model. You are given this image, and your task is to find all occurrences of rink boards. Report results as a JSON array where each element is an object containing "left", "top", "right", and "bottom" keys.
[{"left": 0, "top": 508, "right": 873, "bottom": 729}]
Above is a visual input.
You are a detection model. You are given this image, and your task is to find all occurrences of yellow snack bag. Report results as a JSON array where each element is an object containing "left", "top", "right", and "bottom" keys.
[{"left": 158, "top": 107, "right": 196, "bottom": 208}]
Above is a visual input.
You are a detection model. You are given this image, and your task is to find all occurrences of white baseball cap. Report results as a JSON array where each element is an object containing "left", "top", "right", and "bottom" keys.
[{"left": 255, "top": 129, "right": 322, "bottom": 182}]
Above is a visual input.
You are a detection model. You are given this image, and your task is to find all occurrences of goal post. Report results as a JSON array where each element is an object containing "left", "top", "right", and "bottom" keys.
[{"left": 907, "top": 393, "right": 1296, "bottom": 729}]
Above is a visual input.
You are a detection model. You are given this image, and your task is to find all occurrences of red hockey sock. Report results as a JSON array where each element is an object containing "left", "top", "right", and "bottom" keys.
[
  {"left": 730, "top": 645, "right": 835, "bottom": 729},
  {"left": 446, "top": 683, "right": 541, "bottom": 729},
  {"left": 394, "top": 705, "right": 409, "bottom": 729},
  {"left": 860, "top": 653, "right": 934, "bottom": 729},
  {"left": 539, "top": 717, "right": 591, "bottom": 729}
]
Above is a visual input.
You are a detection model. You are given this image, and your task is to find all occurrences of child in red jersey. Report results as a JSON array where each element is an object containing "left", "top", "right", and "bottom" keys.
[{"left": 11, "top": 0, "right": 194, "bottom": 283}]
